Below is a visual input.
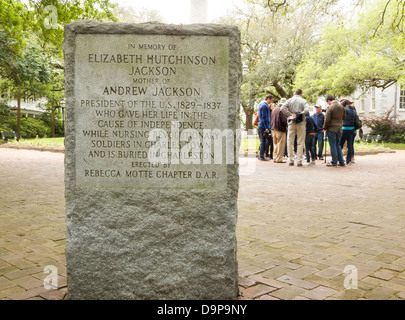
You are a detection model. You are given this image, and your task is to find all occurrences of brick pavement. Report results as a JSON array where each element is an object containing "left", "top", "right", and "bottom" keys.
[
  {"left": 0, "top": 149, "right": 66, "bottom": 300},
  {"left": 1, "top": 147, "right": 405, "bottom": 300},
  {"left": 237, "top": 150, "right": 405, "bottom": 300}
]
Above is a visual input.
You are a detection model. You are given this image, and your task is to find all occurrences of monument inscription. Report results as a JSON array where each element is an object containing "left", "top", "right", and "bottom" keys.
[
  {"left": 74, "top": 34, "right": 231, "bottom": 189},
  {"left": 64, "top": 22, "right": 241, "bottom": 300}
]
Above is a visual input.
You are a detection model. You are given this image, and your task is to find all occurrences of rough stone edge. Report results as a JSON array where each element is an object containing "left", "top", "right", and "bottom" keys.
[
  {"left": 65, "top": 20, "right": 239, "bottom": 36},
  {"left": 63, "top": 21, "right": 241, "bottom": 299}
]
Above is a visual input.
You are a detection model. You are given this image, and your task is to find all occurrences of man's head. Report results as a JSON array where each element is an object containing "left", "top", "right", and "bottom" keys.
[
  {"left": 265, "top": 94, "right": 274, "bottom": 103},
  {"left": 326, "top": 95, "right": 335, "bottom": 105},
  {"left": 314, "top": 105, "right": 322, "bottom": 114},
  {"left": 294, "top": 89, "right": 303, "bottom": 96}
]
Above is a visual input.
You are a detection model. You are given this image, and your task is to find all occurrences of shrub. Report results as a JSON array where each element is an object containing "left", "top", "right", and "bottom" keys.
[
  {"left": 40, "top": 110, "right": 64, "bottom": 137},
  {"left": 20, "top": 117, "right": 51, "bottom": 138},
  {"left": 362, "top": 107, "right": 405, "bottom": 142},
  {"left": 0, "top": 100, "right": 13, "bottom": 132},
  {"left": 0, "top": 100, "right": 64, "bottom": 138},
  {"left": 0, "top": 99, "right": 11, "bottom": 117}
]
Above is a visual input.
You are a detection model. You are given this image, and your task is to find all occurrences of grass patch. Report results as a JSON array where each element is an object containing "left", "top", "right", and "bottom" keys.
[
  {"left": 380, "top": 143, "right": 405, "bottom": 150},
  {"left": 353, "top": 140, "right": 390, "bottom": 152},
  {"left": 239, "top": 138, "right": 402, "bottom": 154},
  {"left": 6, "top": 137, "right": 404, "bottom": 153},
  {"left": 240, "top": 137, "right": 260, "bottom": 154},
  {"left": 9, "top": 137, "right": 65, "bottom": 148}
]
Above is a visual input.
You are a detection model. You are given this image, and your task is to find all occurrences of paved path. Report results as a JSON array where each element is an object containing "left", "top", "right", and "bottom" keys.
[
  {"left": 238, "top": 151, "right": 405, "bottom": 300},
  {"left": 1, "top": 148, "right": 405, "bottom": 300},
  {"left": 0, "top": 149, "right": 66, "bottom": 300}
]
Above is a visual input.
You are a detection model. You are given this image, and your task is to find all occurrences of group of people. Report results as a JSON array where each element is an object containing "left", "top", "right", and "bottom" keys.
[{"left": 256, "top": 89, "right": 358, "bottom": 167}]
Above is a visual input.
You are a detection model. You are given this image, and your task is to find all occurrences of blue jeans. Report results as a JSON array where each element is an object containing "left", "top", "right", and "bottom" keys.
[
  {"left": 312, "top": 132, "right": 324, "bottom": 158},
  {"left": 327, "top": 131, "right": 344, "bottom": 165},
  {"left": 340, "top": 129, "right": 356, "bottom": 163},
  {"left": 258, "top": 127, "right": 270, "bottom": 159}
]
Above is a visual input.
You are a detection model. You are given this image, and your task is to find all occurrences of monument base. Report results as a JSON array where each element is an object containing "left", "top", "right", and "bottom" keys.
[{"left": 64, "top": 21, "right": 241, "bottom": 300}]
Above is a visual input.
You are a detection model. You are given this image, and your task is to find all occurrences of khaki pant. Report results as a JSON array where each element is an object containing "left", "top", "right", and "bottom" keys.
[
  {"left": 287, "top": 122, "right": 306, "bottom": 164},
  {"left": 271, "top": 129, "right": 286, "bottom": 162}
]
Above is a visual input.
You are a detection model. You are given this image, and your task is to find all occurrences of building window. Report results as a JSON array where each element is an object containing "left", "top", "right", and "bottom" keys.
[
  {"left": 371, "top": 87, "right": 376, "bottom": 111},
  {"left": 400, "top": 85, "right": 405, "bottom": 109},
  {"left": 360, "top": 97, "right": 365, "bottom": 112}
]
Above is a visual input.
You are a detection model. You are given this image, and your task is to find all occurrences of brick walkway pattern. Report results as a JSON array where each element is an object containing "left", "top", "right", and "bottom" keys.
[{"left": 1, "top": 148, "right": 405, "bottom": 300}]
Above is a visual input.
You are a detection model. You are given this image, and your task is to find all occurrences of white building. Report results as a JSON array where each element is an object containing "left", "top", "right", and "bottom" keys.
[
  {"left": 7, "top": 98, "right": 47, "bottom": 118},
  {"left": 351, "top": 83, "right": 405, "bottom": 123}
]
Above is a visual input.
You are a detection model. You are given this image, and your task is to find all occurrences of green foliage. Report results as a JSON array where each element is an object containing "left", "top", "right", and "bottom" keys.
[
  {"left": 0, "top": 99, "right": 11, "bottom": 116},
  {"left": 8, "top": 136, "right": 65, "bottom": 148},
  {"left": 0, "top": 100, "right": 13, "bottom": 132},
  {"left": 222, "top": 0, "right": 339, "bottom": 128},
  {"left": 1, "top": 0, "right": 118, "bottom": 137},
  {"left": 0, "top": 0, "right": 118, "bottom": 93},
  {"left": 1, "top": 110, "right": 64, "bottom": 138},
  {"left": 112, "top": 5, "right": 164, "bottom": 23},
  {"left": 245, "top": 0, "right": 340, "bottom": 16},
  {"left": 362, "top": 107, "right": 405, "bottom": 143},
  {"left": 0, "top": 31, "right": 51, "bottom": 99},
  {"left": 8, "top": 116, "right": 51, "bottom": 138},
  {"left": 0, "top": 116, "right": 13, "bottom": 133},
  {"left": 0, "top": 0, "right": 31, "bottom": 52},
  {"left": 39, "top": 109, "right": 64, "bottom": 136},
  {"left": 295, "top": 0, "right": 405, "bottom": 103},
  {"left": 381, "top": 142, "right": 405, "bottom": 150},
  {"left": 0, "top": 0, "right": 118, "bottom": 57}
]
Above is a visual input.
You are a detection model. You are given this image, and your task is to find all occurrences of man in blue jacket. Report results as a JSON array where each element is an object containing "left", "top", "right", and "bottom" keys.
[
  {"left": 312, "top": 105, "right": 325, "bottom": 160},
  {"left": 257, "top": 95, "right": 273, "bottom": 161}
]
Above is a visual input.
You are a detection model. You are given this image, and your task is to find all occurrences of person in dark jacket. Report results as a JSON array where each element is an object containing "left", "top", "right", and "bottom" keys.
[
  {"left": 266, "top": 102, "right": 275, "bottom": 160},
  {"left": 305, "top": 113, "right": 316, "bottom": 165},
  {"left": 324, "top": 95, "right": 346, "bottom": 167},
  {"left": 339, "top": 99, "right": 357, "bottom": 165},
  {"left": 312, "top": 105, "right": 325, "bottom": 160}
]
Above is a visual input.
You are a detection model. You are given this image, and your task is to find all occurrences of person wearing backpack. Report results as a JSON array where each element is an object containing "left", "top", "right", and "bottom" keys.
[
  {"left": 305, "top": 113, "right": 316, "bottom": 166},
  {"left": 339, "top": 99, "right": 357, "bottom": 166}
]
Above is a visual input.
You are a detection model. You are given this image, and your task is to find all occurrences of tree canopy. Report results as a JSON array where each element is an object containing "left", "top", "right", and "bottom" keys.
[
  {"left": 0, "top": 0, "right": 118, "bottom": 137},
  {"left": 224, "top": 0, "right": 346, "bottom": 128},
  {"left": 294, "top": 0, "right": 405, "bottom": 103},
  {"left": 0, "top": 0, "right": 118, "bottom": 56}
]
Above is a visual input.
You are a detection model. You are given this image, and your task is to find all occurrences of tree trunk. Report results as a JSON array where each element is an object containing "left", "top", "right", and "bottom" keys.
[
  {"left": 16, "top": 92, "right": 21, "bottom": 141},
  {"left": 51, "top": 100, "right": 55, "bottom": 137},
  {"left": 245, "top": 109, "right": 254, "bottom": 131},
  {"left": 272, "top": 81, "right": 288, "bottom": 98}
]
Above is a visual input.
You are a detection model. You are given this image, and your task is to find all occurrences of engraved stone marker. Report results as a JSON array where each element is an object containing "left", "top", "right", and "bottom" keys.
[{"left": 64, "top": 21, "right": 241, "bottom": 299}]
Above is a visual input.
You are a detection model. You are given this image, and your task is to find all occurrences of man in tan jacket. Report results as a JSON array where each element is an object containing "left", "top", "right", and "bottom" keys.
[{"left": 323, "top": 95, "right": 346, "bottom": 167}]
